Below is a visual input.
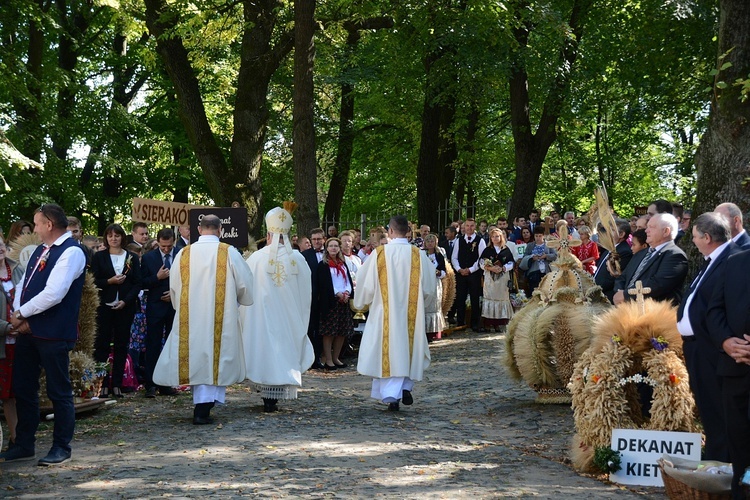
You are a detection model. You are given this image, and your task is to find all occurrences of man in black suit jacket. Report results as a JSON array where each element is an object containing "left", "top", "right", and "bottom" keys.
[
  {"left": 707, "top": 248, "right": 750, "bottom": 499},
  {"left": 677, "top": 213, "right": 740, "bottom": 462},
  {"left": 440, "top": 226, "right": 458, "bottom": 259},
  {"left": 613, "top": 213, "right": 688, "bottom": 306},
  {"left": 301, "top": 228, "right": 326, "bottom": 369},
  {"left": 594, "top": 219, "right": 633, "bottom": 303},
  {"left": 716, "top": 202, "right": 750, "bottom": 249},
  {"left": 141, "top": 227, "right": 178, "bottom": 397}
]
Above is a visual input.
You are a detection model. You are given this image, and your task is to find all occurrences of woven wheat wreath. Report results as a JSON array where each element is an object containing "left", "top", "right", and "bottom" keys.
[{"left": 568, "top": 299, "right": 696, "bottom": 472}]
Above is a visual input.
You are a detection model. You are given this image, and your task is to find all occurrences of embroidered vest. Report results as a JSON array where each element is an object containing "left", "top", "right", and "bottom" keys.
[
  {"left": 457, "top": 236, "right": 479, "bottom": 269},
  {"left": 22, "top": 238, "right": 86, "bottom": 341}
]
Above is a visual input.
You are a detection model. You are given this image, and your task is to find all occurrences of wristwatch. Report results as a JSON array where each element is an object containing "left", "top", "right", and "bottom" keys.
[{"left": 13, "top": 311, "right": 24, "bottom": 320}]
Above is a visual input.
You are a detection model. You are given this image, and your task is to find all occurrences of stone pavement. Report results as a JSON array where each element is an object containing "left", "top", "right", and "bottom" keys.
[{"left": 0, "top": 331, "right": 665, "bottom": 498}]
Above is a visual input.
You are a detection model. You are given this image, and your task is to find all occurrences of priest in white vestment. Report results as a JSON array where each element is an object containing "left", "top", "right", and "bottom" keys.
[
  {"left": 153, "top": 214, "right": 254, "bottom": 424},
  {"left": 241, "top": 204, "right": 314, "bottom": 412},
  {"left": 353, "top": 215, "right": 437, "bottom": 411}
]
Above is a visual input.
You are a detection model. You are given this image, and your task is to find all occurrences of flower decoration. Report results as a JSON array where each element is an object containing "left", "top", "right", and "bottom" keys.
[
  {"left": 617, "top": 373, "right": 658, "bottom": 387},
  {"left": 591, "top": 375, "right": 601, "bottom": 384},
  {"left": 38, "top": 251, "right": 49, "bottom": 272},
  {"left": 669, "top": 373, "right": 680, "bottom": 385},
  {"left": 471, "top": 241, "right": 477, "bottom": 252},
  {"left": 650, "top": 336, "right": 669, "bottom": 352},
  {"left": 124, "top": 254, "right": 133, "bottom": 274},
  {"left": 611, "top": 334, "right": 621, "bottom": 344}
]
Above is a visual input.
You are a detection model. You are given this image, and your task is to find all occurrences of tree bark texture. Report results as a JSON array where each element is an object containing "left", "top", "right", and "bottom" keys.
[
  {"left": 416, "top": 48, "right": 457, "bottom": 230},
  {"left": 145, "top": 0, "right": 293, "bottom": 237},
  {"left": 507, "top": 0, "right": 591, "bottom": 220},
  {"left": 293, "top": 0, "right": 319, "bottom": 237},
  {"left": 322, "top": 17, "right": 393, "bottom": 227},
  {"left": 693, "top": 0, "right": 750, "bottom": 219}
]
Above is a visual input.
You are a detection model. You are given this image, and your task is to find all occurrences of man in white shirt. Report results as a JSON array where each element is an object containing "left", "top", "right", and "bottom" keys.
[
  {"left": 677, "top": 212, "right": 738, "bottom": 461},
  {"left": 451, "top": 218, "right": 486, "bottom": 331},
  {"left": 715, "top": 202, "right": 750, "bottom": 249},
  {"left": 2, "top": 204, "right": 86, "bottom": 465}
]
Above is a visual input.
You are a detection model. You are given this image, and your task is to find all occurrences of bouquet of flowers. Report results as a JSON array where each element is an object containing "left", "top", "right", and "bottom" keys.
[{"left": 510, "top": 290, "right": 528, "bottom": 310}]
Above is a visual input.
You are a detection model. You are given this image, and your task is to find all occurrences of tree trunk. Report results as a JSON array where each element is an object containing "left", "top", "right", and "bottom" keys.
[
  {"left": 416, "top": 49, "right": 457, "bottom": 230},
  {"left": 145, "top": 0, "right": 294, "bottom": 237},
  {"left": 693, "top": 0, "right": 750, "bottom": 217},
  {"left": 322, "top": 17, "right": 393, "bottom": 226},
  {"left": 293, "top": 0, "right": 319, "bottom": 237},
  {"left": 507, "top": 0, "right": 591, "bottom": 220}
]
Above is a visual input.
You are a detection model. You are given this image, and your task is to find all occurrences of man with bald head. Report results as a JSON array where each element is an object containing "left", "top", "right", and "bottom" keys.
[
  {"left": 153, "top": 215, "right": 254, "bottom": 424},
  {"left": 715, "top": 202, "right": 750, "bottom": 249},
  {"left": 613, "top": 213, "right": 688, "bottom": 306}
]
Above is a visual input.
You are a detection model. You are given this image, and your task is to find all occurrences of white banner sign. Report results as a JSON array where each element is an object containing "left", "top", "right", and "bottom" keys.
[{"left": 610, "top": 429, "right": 702, "bottom": 487}]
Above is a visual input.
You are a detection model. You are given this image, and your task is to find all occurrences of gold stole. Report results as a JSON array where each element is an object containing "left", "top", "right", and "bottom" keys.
[
  {"left": 376, "top": 245, "right": 421, "bottom": 377},
  {"left": 178, "top": 243, "right": 230, "bottom": 385}
]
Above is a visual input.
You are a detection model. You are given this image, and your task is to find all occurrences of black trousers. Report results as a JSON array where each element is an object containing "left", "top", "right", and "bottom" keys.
[
  {"left": 455, "top": 271, "right": 481, "bottom": 329},
  {"left": 145, "top": 305, "right": 175, "bottom": 390},
  {"left": 722, "top": 372, "right": 750, "bottom": 499},
  {"left": 683, "top": 339, "right": 730, "bottom": 461},
  {"left": 94, "top": 305, "right": 136, "bottom": 388}
]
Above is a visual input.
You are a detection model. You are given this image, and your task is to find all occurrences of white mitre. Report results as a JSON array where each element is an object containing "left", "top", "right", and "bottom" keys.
[{"left": 265, "top": 205, "right": 298, "bottom": 280}]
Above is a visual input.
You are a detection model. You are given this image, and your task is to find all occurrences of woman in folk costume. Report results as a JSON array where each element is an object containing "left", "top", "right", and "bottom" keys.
[
  {"left": 315, "top": 238, "right": 354, "bottom": 370},
  {"left": 241, "top": 203, "right": 315, "bottom": 413},
  {"left": 479, "top": 228, "right": 515, "bottom": 332},
  {"left": 422, "top": 233, "right": 447, "bottom": 341},
  {"left": 353, "top": 215, "right": 437, "bottom": 411},
  {"left": 153, "top": 215, "right": 254, "bottom": 424}
]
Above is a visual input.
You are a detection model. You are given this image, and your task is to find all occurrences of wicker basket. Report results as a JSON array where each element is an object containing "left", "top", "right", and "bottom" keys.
[{"left": 659, "top": 464, "right": 732, "bottom": 500}]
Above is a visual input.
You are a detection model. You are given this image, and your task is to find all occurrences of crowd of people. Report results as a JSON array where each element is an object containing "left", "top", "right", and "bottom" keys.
[{"left": 1, "top": 199, "right": 750, "bottom": 498}]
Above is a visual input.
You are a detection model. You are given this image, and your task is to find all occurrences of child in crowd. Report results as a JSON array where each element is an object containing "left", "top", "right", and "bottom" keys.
[{"left": 520, "top": 227, "right": 557, "bottom": 296}]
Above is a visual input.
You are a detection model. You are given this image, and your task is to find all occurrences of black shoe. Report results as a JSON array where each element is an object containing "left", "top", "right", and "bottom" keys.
[
  {"left": 0, "top": 447, "right": 35, "bottom": 463},
  {"left": 387, "top": 402, "right": 400, "bottom": 411},
  {"left": 145, "top": 387, "right": 157, "bottom": 398},
  {"left": 402, "top": 390, "right": 413, "bottom": 406},
  {"left": 323, "top": 364, "right": 337, "bottom": 371},
  {"left": 474, "top": 327, "right": 486, "bottom": 333},
  {"left": 193, "top": 416, "right": 214, "bottom": 425},
  {"left": 333, "top": 361, "right": 348, "bottom": 368},
  {"left": 37, "top": 448, "right": 71, "bottom": 466},
  {"left": 263, "top": 398, "right": 278, "bottom": 413},
  {"left": 310, "top": 360, "right": 325, "bottom": 370},
  {"left": 112, "top": 387, "right": 124, "bottom": 398},
  {"left": 159, "top": 387, "right": 178, "bottom": 396}
]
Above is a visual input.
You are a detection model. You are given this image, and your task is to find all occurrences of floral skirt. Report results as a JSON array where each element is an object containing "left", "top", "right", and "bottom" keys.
[
  {"left": 0, "top": 343, "right": 15, "bottom": 399},
  {"left": 319, "top": 300, "right": 354, "bottom": 337}
]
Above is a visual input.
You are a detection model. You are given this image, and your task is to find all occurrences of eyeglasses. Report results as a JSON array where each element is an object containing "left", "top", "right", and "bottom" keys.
[{"left": 37, "top": 205, "right": 52, "bottom": 223}]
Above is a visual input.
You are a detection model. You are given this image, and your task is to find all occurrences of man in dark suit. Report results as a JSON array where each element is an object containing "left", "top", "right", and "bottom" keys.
[
  {"left": 707, "top": 248, "right": 750, "bottom": 499},
  {"left": 125, "top": 222, "right": 149, "bottom": 248},
  {"left": 594, "top": 219, "right": 633, "bottom": 303},
  {"left": 301, "top": 228, "right": 326, "bottom": 369},
  {"left": 174, "top": 225, "right": 190, "bottom": 250},
  {"left": 440, "top": 226, "right": 458, "bottom": 259},
  {"left": 715, "top": 202, "right": 750, "bottom": 249},
  {"left": 613, "top": 213, "right": 688, "bottom": 306},
  {"left": 141, "top": 227, "right": 178, "bottom": 398},
  {"left": 677, "top": 212, "right": 739, "bottom": 461}
]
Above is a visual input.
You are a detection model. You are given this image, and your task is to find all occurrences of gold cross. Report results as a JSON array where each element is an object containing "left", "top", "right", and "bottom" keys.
[
  {"left": 278, "top": 212, "right": 287, "bottom": 222},
  {"left": 628, "top": 280, "right": 651, "bottom": 314}
]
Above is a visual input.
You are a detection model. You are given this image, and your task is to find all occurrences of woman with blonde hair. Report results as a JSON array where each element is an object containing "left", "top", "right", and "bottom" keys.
[
  {"left": 422, "top": 233, "right": 447, "bottom": 341},
  {"left": 479, "top": 228, "right": 515, "bottom": 332},
  {"left": 571, "top": 225, "right": 599, "bottom": 275},
  {"left": 315, "top": 238, "right": 354, "bottom": 369}
]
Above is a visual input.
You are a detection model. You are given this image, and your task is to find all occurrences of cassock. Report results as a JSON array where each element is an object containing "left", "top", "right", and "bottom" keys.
[
  {"left": 153, "top": 235, "right": 254, "bottom": 403},
  {"left": 353, "top": 238, "right": 437, "bottom": 403},
  {"left": 241, "top": 244, "right": 314, "bottom": 399}
]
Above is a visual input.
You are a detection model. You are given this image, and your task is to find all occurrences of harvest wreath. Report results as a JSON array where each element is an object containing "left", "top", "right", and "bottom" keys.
[{"left": 568, "top": 299, "right": 696, "bottom": 472}]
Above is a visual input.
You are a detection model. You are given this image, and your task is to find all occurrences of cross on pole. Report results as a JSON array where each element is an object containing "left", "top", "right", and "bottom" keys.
[{"left": 628, "top": 280, "right": 651, "bottom": 314}]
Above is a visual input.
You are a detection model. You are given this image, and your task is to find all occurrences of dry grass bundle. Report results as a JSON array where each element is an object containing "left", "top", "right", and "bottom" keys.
[
  {"left": 441, "top": 263, "right": 456, "bottom": 314},
  {"left": 8, "top": 232, "right": 41, "bottom": 267},
  {"left": 75, "top": 272, "right": 99, "bottom": 355},
  {"left": 569, "top": 299, "right": 695, "bottom": 472}
]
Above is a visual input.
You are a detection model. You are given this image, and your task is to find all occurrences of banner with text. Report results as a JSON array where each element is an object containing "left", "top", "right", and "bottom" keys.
[
  {"left": 188, "top": 207, "right": 248, "bottom": 248},
  {"left": 132, "top": 198, "right": 200, "bottom": 227},
  {"left": 610, "top": 428, "right": 702, "bottom": 487}
]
